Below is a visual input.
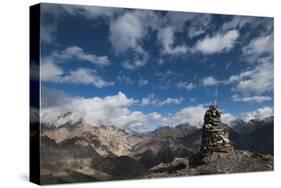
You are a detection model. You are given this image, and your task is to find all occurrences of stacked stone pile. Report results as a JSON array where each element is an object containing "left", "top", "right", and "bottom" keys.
[{"left": 200, "top": 105, "right": 232, "bottom": 154}]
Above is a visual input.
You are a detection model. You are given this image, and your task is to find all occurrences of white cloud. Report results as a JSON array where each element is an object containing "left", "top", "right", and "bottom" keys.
[
  {"left": 41, "top": 60, "right": 114, "bottom": 88},
  {"left": 122, "top": 58, "right": 147, "bottom": 70},
  {"left": 165, "top": 12, "right": 195, "bottom": 31},
  {"left": 140, "top": 97, "right": 151, "bottom": 106},
  {"left": 158, "top": 98, "right": 183, "bottom": 106},
  {"left": 157, "top": 26, "right": 189, "bottom": 55},
  {"left": 61, "top": 5, "right": 120, "bottom": 19},
  {"left": 166, "top": 12, "right": 212, "bottom": 38},
  {"left": 41, "top": 91, "right": 164, "bottom": 132},
  {"left": 202, "top": 76, "right": 219, "bottom": 86},
  {"left": 195, "top": 30, "right": 239, "bottom": 54},
  {"left": 40, "top": 61, "right": 63, "bottom": 82},
  {"left": 232, "top": 95, "right": 272, "bottom": 103},
  {"left": 138, "top": 78, "right": 148, "bottom": 87},
  {"left": 222, "top": 16, "right": 273, "bottom": 34},
  {"left": 110, "top": 11, "right": 145, "bottom": 54},
  {"left": 241, "top": 107, "right": 273, "bottom": 122},
  {"left": 147, "top": 112, "right": 162, "bottom": 121},
  {"left": 117, "top": 74, "right": 148, "bottom": 87},
  {"left": 109, "top": 12, "right": 151, "bottom": 70},
  {"left": 186, "top": 14, "right": 212, "bottom": 38},
  {"left": 177, "top": 82, "right": 196, "bottom": 90},
  {"left": 221, "top": 113, "right": 236, "bottom": 125},
  {"left": 200, "top": 57, "right": 273, "bottom": 95},
  {"left": 242, "top": 34, "right": 273, "bottom": 63},
  {"left": 222, "top": 16, "right": 255, "bottom": 31},
  {"left": 162, "top": 105, "right": 237, "bottom": 127},
  {"left": 97, "top": 10, "right": 159, "bottom": 70},
  {"left": 117, "top": 74, "right": 135, "bottom": 85},
  {"left": 41, "top": 87, "right": 273, "bottom": 131},
  {"left": 40, "top": 23, "right": 57, "bottom": 44},
  {"left": 163, "top": 105, "right": 206, "bottom": 127},
  {"left": 61, "top": 68, "right": 114, "bottom": 87},
  {"left": 233, "top": 57, "right": 273, "bottom": 95},
  {"left": 140, "top": 94, "right": 183, "bottom": 106},
  {"left": 44, "top": 87, "right": 274, "bottom": 131},
  {"left": 40, "top": 46, "right": 113, "bottom": 87},
  {"left": 41, "top": 4, "right": 121, "bottom": 45},
  {"left": 52, "top": 46, "right": 110, "bottom": 66}
]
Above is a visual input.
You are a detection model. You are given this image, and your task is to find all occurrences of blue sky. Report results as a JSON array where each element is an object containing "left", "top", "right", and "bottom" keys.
[{"left": 39, "top": 3, "right": 274, "bottom": 131}]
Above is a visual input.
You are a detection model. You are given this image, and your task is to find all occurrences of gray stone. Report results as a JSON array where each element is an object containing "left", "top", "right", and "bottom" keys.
[{"left": 200, "top": 105, "right": 232, "bottom": 154}]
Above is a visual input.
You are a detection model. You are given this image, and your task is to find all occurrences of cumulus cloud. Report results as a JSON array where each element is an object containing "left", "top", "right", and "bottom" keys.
[
  {"left": 109, "top": 10, "right": 159, "bottom": 53},
  {"left": 242, "top": 34, "right": 273, "bottom": 63},
  {"left": 222, "top": 16, "right": 256, "bottom": 31},
  {"left": 61, "top": 68, "right": 114, "bottom": 87},
  {"left": 157, "top": 26, "right": 189, "bottom": 55},
  {"left": 166, "top": 12, "right": 212, "bottom": 38},
  {"left": 42, "top": 89, "right": 186, "bottom": 131},
  {"left": 140, "top": 94, "right": 183, "bottom": 106},
  {"left": 158, "top": 98, "right": 183, "bottom": 106},
  {"left": 232, "top": 57, "right": 273, "bottom": 95},
  {"left": 108, "top": 11, "right": 158, "bottom": 70},
  {"left": 42, "top": 3, "right": 120, "bottom": 19},
  {"left": 163, "top": 105, "right": 206, "bottom": 127},
  {"left": 41, "top": 62, "right": 113, "bottom": 88},
  {"left": 122, "top": 58, "right": 147, "bottom": 70},
  {"left": 40, "top": 46, "right": 113, "bottom": 87},
  {"left": 40, "top": 23, "right": 57, "bottom": 44},
  {"left": 41, "top": 90, "right": 166, "bottom": 132},
  {"left": 40, "top": 61, "right": 63, "bottom": 82},
  {"left": 138, "top": 78, "right": 148, "bottom": 87},
  {"left": 195, "top": 30, "right": 239, "bottom": 54},
  {"left": 201, "top": 57, "right": 273, "bottom": 96},
  {"left": 232, "top": 95, "right": 272, "bottom": 103},
  {"left": 51, "top": 46, "right": 110, "bottom": 66},
  {"left": 42, "top": 91, "right": 137, "bottom": 127},
  {"left": 241, "top": 107, "right": 273, "bottom": 122},
  {"left": 222, "top": 16, "right": 273, "bottom": 34},
  {"left": 177, "top": 82, "right": 196, "bottom": 90},
  {"left": 161, "top": 105, "right": 237, "bottom": 127},
  {"left": 61, "top": 4, "right": 121, "bottom": 19},
  {"left": 40, "top": 4, "right": 121, "bottom": 45},
  {"left": 202, "top": 76, "right": 219, "bottom": 86},
  {"left": 221, "top": 113, "right": 236, "bottom": 125},
  {"left": 42, "top": 87, "right": 272, "bottom": 131},
  {"left": 109, "top": 11, "right": 145, "bottom": 54}
]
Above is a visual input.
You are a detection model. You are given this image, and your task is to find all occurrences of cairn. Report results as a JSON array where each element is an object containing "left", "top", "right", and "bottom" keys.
[{"left": 200, "top": 105, "right": 232, "bottom": 154}]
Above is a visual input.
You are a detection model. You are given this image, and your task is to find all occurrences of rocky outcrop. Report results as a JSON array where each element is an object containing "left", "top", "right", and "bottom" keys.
[
  {"left": 142, "top": 149, "right": 273, "bottom": 179},
  {"left": 149, "top": 157, "right": 188, "bottom": 173}
]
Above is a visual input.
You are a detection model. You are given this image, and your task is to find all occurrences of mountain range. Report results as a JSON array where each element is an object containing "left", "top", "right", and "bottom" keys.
[{"left": 39, "top": 113, "right": 273, "bottom": 184}]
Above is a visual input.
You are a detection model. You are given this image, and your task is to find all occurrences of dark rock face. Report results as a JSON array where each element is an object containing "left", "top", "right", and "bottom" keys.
[
  {"left": 91, "top": 156, "right": 147, "bottom": 178},
  {"left": 229, "top": 117, "right": 273, "bottom": 155},
  {"left": 200, "top": 105, "right": 232, "bottom": 153}
]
